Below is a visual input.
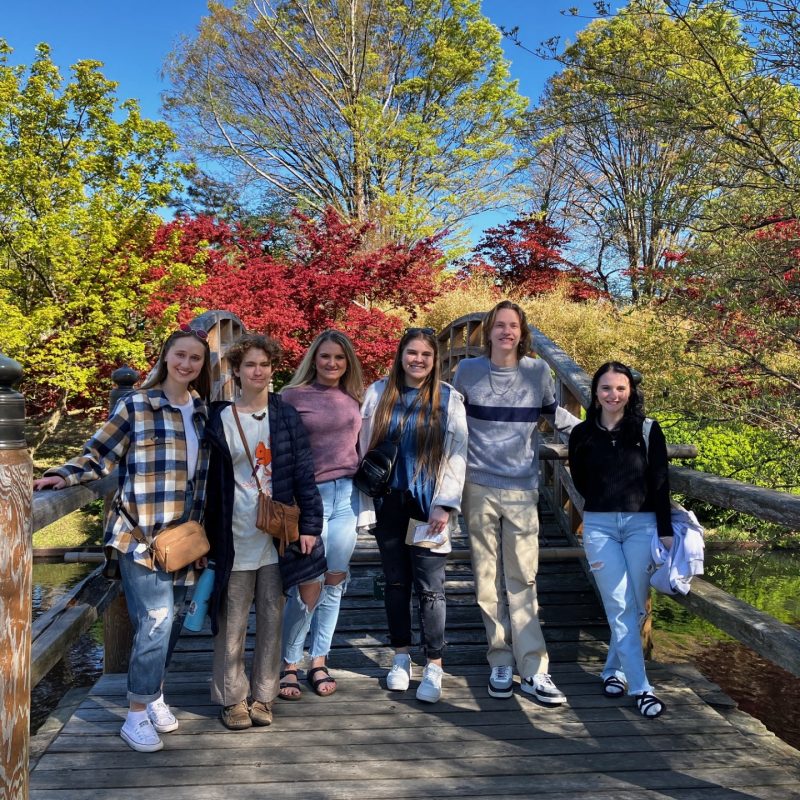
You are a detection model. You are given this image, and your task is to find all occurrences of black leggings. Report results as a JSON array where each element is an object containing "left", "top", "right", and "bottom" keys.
[{"left": 374, "top": 490, "right": 447, "bottom": 659}]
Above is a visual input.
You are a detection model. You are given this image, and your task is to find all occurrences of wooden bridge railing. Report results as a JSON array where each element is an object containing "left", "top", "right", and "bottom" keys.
[
  {"left": 0, "top": 311, "right": 244, "bottom": 800},
  {"left": 438, "top": 312, "right": 800, "bottom": 681},
  {"left": 3, "top": 308, "right": 799, "bottom": 798}
]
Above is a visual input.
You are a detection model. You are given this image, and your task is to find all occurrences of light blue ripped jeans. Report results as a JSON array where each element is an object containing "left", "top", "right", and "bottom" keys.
[
  {"left": 583, "top": 511, "right": 656, "bottom": 696},
  {"left": 282, "top": 477, "right": 358, "bottom": 663},
  {"left": 119, "top": 551, "right": 188, "bottom": 704}
]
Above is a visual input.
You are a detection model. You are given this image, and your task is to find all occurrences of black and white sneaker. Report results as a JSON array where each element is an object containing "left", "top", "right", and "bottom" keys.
[
  {"left": 521, "top": 673, "right": 566, "bottom": 705},
  {"left": 488, "top": 665, "right": 514, "bottom": 698}
]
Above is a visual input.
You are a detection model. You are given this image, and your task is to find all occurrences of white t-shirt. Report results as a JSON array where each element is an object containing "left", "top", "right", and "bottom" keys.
[
  {"left": 221, "top": 405, "right": 277, "bottom": 570},
  {"left": 177, "top": 398, "right": 199, "bottom": 479}
]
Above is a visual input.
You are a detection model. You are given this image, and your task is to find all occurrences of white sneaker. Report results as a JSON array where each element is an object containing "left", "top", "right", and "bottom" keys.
[
  {"left": 386, "top": 653, "right": 413, "bottom": 691},
  {"left": 120, "top": 717, "right": 164, "bottom": 752},
  {"left": 521, "top": 673, "right": 567, "bottom": 705},
  {"left": 147, "top": 696, "right": 179, "bottom": 733},
  {"left": 416, "top": 663, "right": 443, "bottom": 704},
  {"left": 488, "top": 665, "right": 514, "bottom": 698}
]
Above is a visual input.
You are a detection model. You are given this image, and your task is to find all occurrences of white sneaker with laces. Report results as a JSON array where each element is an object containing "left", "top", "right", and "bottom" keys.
[
  {"left": 120, "top": 717, "right": 164, "bottom": 752},
  {"left": 386, "top": 653, "right": 413, "bottom": 691},
  {"left": 488, "top": 665, "right": 514, "bottom": 698},
  {"left": 521, "top": 673, "right": 567, "bottom": 705},
  {"left": 147, "top": 696, "right": 179, "bottom": 733},
  {"left": 416, "top": 663, "right": 443, "bottom": 704}
]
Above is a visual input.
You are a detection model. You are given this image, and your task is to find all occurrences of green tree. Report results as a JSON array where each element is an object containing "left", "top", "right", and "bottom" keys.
[
  {"left": 529, "top": 0, "right": 737, "bottom": 299},
  {"left": 0, "top": 42, "right": 185, "bottom": 423},
  {"left": 163, "top": 0, "right": 528, "bottom": 241}
]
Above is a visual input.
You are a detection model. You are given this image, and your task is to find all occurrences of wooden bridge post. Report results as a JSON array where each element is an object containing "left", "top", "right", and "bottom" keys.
[
  {"left": 0, "top": 352, "right": 33, "bottom": 800},
  {"left": 102, "top": 367, "right": 139, "bottom": 674}
]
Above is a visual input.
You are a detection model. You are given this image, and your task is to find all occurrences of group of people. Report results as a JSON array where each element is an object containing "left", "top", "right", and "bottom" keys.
[{"left": 34, "top": 300, "right": 670, "bottom": 753}]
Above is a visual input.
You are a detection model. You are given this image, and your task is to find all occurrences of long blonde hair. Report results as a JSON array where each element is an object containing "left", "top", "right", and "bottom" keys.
[
  {"left": 368, "top": 330, "right": 445, "bottom": 480},
  {"left": 283, "top": 329, "right": 364, "bottom": 403}
]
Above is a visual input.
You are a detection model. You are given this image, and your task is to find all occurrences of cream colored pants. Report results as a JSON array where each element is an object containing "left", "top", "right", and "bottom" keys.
[{"left": 462, "top": 482, "right": 549, "bottom": 677}]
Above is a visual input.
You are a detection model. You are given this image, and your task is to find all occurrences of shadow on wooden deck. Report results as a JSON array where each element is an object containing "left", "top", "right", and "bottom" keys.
[{"left": 29, "top": 508, "right": 800, "bottom": 799}]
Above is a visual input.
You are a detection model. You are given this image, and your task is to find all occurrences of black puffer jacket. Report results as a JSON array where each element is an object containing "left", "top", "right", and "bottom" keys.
[{"left": 205, "top": 395, "right": 325, "bottom": 635}]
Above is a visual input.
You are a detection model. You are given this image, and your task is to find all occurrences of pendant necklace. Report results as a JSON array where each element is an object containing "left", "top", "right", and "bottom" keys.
[{"left": 488, "top": 362, "right": 520, "bottom": 397}]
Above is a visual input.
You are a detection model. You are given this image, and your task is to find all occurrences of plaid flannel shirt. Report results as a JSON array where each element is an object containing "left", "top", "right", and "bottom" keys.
[{"left": 49, "top": 389, "right": 209, "bottom": 576}]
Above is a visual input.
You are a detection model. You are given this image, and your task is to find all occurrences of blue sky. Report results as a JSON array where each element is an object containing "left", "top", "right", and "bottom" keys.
[{"left": 3, "top": 1, "right": 593, "bottom": 239}]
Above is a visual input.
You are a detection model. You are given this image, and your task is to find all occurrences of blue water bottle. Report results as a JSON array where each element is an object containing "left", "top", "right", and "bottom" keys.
[{"left": 184, "top": 561, "right": 215, "bottom": 632}]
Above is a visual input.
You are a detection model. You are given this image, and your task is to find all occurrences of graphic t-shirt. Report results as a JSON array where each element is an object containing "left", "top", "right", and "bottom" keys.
[{"left": 221, "top": 405, "right": 277, "bottom": 570}]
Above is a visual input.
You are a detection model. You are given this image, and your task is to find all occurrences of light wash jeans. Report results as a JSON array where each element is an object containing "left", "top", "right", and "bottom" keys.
[
  {"left": 282, "top": 478, "right": 357, "bottom": 663},
  {"left": 583, "top": 511, "right": 656, "bottom": 696},
  {"left": 119, "top": 551, "right": 188, "bottom": 704}
]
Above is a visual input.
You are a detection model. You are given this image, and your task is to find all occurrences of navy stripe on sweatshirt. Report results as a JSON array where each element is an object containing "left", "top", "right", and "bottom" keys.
[{"left": 465, "top": 400, "right": 557, "bottom": 423}]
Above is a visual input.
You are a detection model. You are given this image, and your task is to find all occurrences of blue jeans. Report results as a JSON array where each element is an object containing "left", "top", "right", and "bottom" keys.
[
  {"left": 583, "top": 511, "right": 656, "bottom": 695},
  {"left": 282, "top": 478, "right": 358, "bottom": 663},
  {"left": 119, "top": 551, "right": 188, "bottom": 704}
]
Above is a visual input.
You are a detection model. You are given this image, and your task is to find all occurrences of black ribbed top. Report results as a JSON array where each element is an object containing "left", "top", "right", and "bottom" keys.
[{"left": 568, "top": 417, "right": 672, "bottom": 539}]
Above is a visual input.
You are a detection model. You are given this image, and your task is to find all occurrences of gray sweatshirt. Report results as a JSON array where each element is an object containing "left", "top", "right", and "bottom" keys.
[{"left": 452, "top": 355, "right": 557, "bottom": 491}]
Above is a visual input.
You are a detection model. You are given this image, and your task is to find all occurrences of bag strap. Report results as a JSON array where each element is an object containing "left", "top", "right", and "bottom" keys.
[
  {"left": 642, "top": 417, "right": 653, "bottom": 461},
  {"left": 231, "top": 404, "right": 266, "bottom": 497}
]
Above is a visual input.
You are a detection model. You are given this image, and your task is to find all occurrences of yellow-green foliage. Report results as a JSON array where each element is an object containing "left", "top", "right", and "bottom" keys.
[
  {"left": 420, "top": 272, "right": 501, "bottom": 332},
  {"left": 0, "top": 43, "right": 185, "bottom": 407},
  {"left": 425, "top": 283, "right": 708, "bottom": 418}
]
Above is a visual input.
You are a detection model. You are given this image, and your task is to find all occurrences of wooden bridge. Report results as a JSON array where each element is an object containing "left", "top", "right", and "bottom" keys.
[{"left": 2, "top": 311, "right": 800, "bottom": 800}]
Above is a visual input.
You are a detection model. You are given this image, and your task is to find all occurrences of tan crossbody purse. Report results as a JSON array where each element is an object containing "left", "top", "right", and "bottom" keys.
[{"left": 231, "top": 404, "right": 300, "bottom": 556}]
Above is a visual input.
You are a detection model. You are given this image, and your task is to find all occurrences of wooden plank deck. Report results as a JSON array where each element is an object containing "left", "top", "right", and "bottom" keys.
[{"left": 29, "top": 507, "right": 800, "bottom": 799}]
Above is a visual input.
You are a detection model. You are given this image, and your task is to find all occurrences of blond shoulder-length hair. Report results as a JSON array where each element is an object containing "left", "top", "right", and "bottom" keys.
[
  {"left": 283, "top": 329, "right": 364, "bottom": 403},
  {"left": 368, "top": 329, "right": 445, "bottom": 481}
]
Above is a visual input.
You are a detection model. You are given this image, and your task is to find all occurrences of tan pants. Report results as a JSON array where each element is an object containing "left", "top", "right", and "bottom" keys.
[
  {"left": 462, "top": 482, "right": 549, "bottom": 677},
  {"left": 211, "top": 564, "right": 284, "bottom": 707}
]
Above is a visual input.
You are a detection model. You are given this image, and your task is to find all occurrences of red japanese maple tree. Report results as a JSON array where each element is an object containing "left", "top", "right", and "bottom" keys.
[
  {"left": 470, "top": 215, "right": 603, "bottom": 301},
  {"left": 143, "top": 209, "right": 445, "bottom": 381}
]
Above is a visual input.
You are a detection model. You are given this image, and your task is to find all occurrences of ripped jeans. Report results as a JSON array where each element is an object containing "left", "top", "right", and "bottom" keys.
[
  {"left": 583, "top": 511, "right": 656, "bottom": 696},
  {"left": 373, "top": 489, "right": 447, "bottom": 659},
  {"left": 282, "top": 478, "right": 358, "bottom": 664},
  {"left": 119, "top": 550, "right": 188, "bottom": 704}
]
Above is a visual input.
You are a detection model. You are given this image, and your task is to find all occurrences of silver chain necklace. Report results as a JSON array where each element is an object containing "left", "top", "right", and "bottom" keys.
[{"left": 488, "top": 362, "right": 520, "bottom": 397}]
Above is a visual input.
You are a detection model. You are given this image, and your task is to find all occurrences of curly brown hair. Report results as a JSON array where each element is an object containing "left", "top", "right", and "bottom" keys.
[{"left": 226, "top": 333, "right": 282, "bottom": 388}]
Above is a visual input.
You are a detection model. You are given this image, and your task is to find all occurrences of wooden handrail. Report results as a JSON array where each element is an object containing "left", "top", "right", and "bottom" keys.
[{"left": 439, "top": 311, "right": 800, "bottom": 679}]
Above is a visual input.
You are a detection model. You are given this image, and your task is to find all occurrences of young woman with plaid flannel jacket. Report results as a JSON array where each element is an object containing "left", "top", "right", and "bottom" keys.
[{"left": 34, "top": 326, "right": 213, "bottom": 752}]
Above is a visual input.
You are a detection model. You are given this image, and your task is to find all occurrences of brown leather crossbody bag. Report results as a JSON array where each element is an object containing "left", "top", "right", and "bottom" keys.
[{"left": 231, "top": 404, "right": 300, "bottom": 556}]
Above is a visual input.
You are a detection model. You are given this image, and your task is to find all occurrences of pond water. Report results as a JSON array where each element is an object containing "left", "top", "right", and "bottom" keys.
[
  {"left": 31, "top": 562, "right": 103, "bottom": 734},
  {"left": 30, "top": 550, "right": 800, "bottom": 751},
  {"left": 651, "top": 548, "right": 800, "bottom": 750}
]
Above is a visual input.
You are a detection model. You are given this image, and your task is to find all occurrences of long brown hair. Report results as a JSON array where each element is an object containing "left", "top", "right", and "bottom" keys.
[
  {"left": 368, "top": 330, "right": 445, "bottom": 480},
  {"left": 141, "top": 329, "right": 212, "bottom": 400}
]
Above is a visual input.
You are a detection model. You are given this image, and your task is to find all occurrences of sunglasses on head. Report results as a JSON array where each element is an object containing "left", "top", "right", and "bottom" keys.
[
  {"left": 179, "top": 323, "right": 208, "bottom": 340},
  {"left": 405, "top": 326, "right": 435, "bottom": 336}
]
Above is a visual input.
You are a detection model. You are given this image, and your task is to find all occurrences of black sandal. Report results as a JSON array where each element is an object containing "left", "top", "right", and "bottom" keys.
[
  {"left": 278, "top": 669, "right": 302, "bottom": 701},
  {"left": 602, "top": 676, "right": 626, "bottom": 698},
  {"left": 636, "top": 692, "right": 665, "bottom": 718},
  {"left": 307, "top": 666, "right": 337, "bottom": 697}
]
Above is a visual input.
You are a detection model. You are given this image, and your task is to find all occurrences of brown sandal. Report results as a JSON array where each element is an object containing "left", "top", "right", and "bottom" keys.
[
  {"left": 278, "top": 669, "right": 302, "bottom": 700},
  {"left": 307, "top": 666, "right": 337, "bottom": 697}
]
